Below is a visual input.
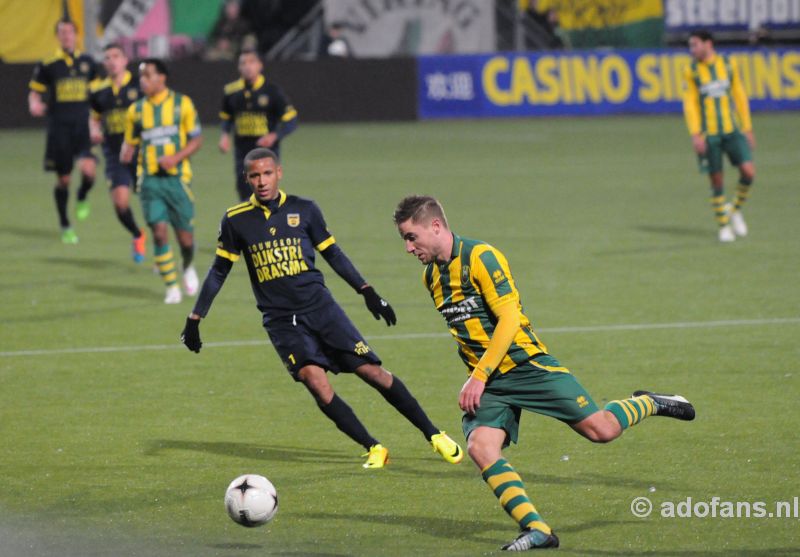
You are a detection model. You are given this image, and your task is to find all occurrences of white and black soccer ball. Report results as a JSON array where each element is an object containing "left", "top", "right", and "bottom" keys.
[{"left": 224, "top": 474, "right": 278, "bottom": 527}]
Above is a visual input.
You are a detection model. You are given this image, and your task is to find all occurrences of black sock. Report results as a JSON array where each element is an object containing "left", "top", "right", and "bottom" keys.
[
  {"left": 318, "top": 394, "right": 379, "bottom": 450},
  {"left": 180, "top": 244, "right": 194, "bottom": 269},
  {"left": 378, "top": 376, "right": 438, "bottom": 439},
  {"left": 115, "top": 207, "right": 141, "bottom": 238},
  {"left": 77, "top": 175, "right": 94, "bottom": 201},
  {"left": 54, "top": 187, "right": 69, "bottom": 228}
]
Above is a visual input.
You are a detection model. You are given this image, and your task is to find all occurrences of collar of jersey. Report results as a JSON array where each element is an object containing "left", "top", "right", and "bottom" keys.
[
  {"left": 703, "top": 53, "right": 718, "bottom": 66},
  {"left": 55, "top": 47, "right": 81, "bottom": 65},
  {"left": 112, "top": 71, "right": 133, "bottom": 95},
  {"left": 147, "top": 88, "right": 171, "bottom": 105},
  {"left": 246, "top": 74, "right": 265, "bottom": 90},
  {"left": 441, "top": 232, "right": 461, "bottom": 267},
  {"left": 250, "top": 190, "right": 287, "bottom": 215}
]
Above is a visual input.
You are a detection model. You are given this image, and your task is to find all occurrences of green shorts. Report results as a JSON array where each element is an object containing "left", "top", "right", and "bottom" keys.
[
  {"left": 139, "top": 175, "right": 195, "bottom": 231},
  {"left": 462, "top": 358, "right": 599, "bottom": 447},
  {"left": 698, "top": 131, "right": 752, "bottom": 174}
]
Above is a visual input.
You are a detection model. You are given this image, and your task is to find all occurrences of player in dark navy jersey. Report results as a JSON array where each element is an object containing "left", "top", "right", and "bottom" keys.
[
  {"left": 28, "top": 18, "right": 98, "bottom": 244},
  {"left": 180, "top": 148, "right": 462, "bottom": 469},
  {"left": 89, "top": 44, "right": 146, "bottom": 262},
  {"left": 218, "top": 49, "right": 297, "bottom": 201}
]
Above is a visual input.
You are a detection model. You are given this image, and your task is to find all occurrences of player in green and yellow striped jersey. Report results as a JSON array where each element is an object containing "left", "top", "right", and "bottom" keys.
[
  {"left": 121, "top": 58, "right": 203, "bottom": 304},
  {"left": 394, "top": 196, "right": 695, "bottom": 551},
  {"left": 683, "top": 30, "right": 756, "bottom": 243}
]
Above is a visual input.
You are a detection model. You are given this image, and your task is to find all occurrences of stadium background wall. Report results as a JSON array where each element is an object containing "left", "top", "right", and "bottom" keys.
[{"left": 0, "top": 57, "right": 418, "bottom": 128}]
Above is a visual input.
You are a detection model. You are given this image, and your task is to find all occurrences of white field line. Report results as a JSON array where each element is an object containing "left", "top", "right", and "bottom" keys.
[{"left": 1, "top": 317, "right": 798, "bottom": 358}]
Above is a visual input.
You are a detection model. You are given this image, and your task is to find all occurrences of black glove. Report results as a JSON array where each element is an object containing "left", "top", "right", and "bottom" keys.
[
  {"left": 361, "top": 286, "right": 397, "bottom": 326},
  {"left": 181, "top": 317, "right": 202, "bottom": 353}
]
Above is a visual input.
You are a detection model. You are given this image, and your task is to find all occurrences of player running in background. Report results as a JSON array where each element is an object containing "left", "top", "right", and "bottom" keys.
[
  {"left": 218, "top": 49, "right": 298, "bottom": 201},
  {"left": 393, "top": 196, "right": 695, "bottom": 551},
  {"left": 28, "top": 18, "right": 97, "bottom": 244},
  {"left": 121, "top": 58, "right": 203, "bottom": 304},
  {"left": 89, "top": 44, "right": 146, "bottom": 263},
  {"left": 180, "top": 148, "right": 462, "bottom": 469},
  {"left": 683, "top": 29, "right": 756, "bottom": 243}
]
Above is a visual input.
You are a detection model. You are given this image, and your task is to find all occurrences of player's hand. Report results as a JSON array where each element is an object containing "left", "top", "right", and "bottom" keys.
[
  {"left": 459, "top": 376, "right": 485, "bottom": 415},
  {"left": 181, "top": 317, "right": 202, "bottom": 353},
  {"left": 361, "top": 286, "right": 396, "bottom": 326},
  {"left": 691, "top": 134, "right": 706, "bottom": 155},
  {"left": 256, "top": 132, "right": 278, "bottom": 148},
  {"left": 218, "top": 134, "right": 230, "bottom": 153},
  {"left": 29, "top": 100, "right": 46, "bottom": 117},
  {"left": 744, "top": 130, "right": 756, "bottom": 150},
  {"left": 158, "top": 154, "right": 181, "bottom": 171}
]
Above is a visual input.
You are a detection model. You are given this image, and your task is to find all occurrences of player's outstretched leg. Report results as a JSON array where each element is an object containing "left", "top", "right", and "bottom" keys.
[
  {"left": 632, "top": 391, "right": 696, "bottom": 421},
  {"left": 356, "top": 365, "right": 463, "bottom": 464}
]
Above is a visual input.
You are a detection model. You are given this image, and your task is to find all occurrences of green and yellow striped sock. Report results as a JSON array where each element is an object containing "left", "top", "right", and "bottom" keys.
[
  {"left": 710, "top": 194, "right": 729, "bottom": 227},
  {"left": 605, "top": 395, "right": 656, "bottom": 430},
  {"left": 154, "top": 244, "right": 178, "bottom": 287},
  {"left": 481, "top": 458, "right": 551, "bottom": 534},
  {"left": 733, "top": 178, "right": 753, "bottom": 211}
]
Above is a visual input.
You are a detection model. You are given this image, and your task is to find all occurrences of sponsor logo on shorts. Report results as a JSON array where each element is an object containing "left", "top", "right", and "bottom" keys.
[
  {"left": 354, "top": 341, "right": 371, "bottom": 355},
  {"left": 576, "top": 395, "right": 589, "bottom": 408}
]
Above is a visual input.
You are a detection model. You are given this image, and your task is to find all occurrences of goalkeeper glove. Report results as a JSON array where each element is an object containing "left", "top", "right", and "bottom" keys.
[
  {"left": 361, "top": 286, "right": 396, "bottom": 326},
  {"left": 181, "top": 317, "right": 202, "bottom": 353}
]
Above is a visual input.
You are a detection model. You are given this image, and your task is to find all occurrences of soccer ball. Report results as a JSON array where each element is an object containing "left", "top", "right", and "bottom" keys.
[{"left": 224, "top": 474, "right": 278, "bottom": 527}]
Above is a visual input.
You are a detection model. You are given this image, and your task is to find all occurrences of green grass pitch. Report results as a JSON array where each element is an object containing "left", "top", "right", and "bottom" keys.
[{"left": 1, "top": 114, "right": 798, "bottom": 556}]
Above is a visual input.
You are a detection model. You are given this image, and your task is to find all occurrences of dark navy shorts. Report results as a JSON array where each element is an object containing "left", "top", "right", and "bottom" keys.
[
  {"left": 263, "top": 302, "right": 381, "bottom": 381},
  {"left": 103, "top": 150, "right": 136, "bottom": 188},
  {"left": 44, "top": 118, "right": 93, "bottom": 175}
]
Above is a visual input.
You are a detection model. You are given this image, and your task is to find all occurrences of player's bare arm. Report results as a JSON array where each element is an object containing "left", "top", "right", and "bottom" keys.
[{"left": 28, "top": 91, "right": 46, "bottom": 117}]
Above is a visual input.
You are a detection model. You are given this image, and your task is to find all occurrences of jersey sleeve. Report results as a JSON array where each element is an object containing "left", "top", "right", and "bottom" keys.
[
  {"left": 220, "top": 91, "right": 232, "bottom": 122},
  {"left": 682, "top": 64, "right": 702, "bottom": 136},
  {"left": 124, "top": 103, "right": 141, "bottom": 145},
  {"left": 181, "top": 95, "right": 202, "bottom": 139},
  {"left": 729, "top": 58, "right": 752, "bottom": 132},
  {"left": 29, "top": 61, "right": 49, "bottom": 93},
  {"left": 215, "top": 214, "right": 241, "bottom": 262},
  {"left": 471, "top": 246, "right": 519, "bottom": 314},
  {"left": 307, "top": 201, "right": 336, "bottom": 252}
]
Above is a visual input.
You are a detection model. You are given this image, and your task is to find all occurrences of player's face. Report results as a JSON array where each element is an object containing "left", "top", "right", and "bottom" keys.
[
  {"left": 397, "top": 219, "right": 446, "bottom": 265},
  {"left": 139, "top": 63, "right": 166, "bottom": 96},
  {"left": 56, "top": 22, "right": 77, "bottom": 52},
  {"left": 103, "top": 48, "right": 128, "bottom": 78},
  {"left": 689, "top": 37, "right": 712, "bottom": 61},
  {"left": 238, "top": 53, "right": 263, "bottom": 82},
  {"left": 246, "top": 157, "right": 282, "bottom": 202}
]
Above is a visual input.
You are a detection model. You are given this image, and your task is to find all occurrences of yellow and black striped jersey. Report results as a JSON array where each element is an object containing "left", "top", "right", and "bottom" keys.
[
  {"left": 124, "top": 89, "right": 201, "bottom": 182},
  {"left": 683, "top": 54, "right": 752, "bottom": 136},
  {"left": 424, "top": 233, "right": 564, "bottom": 376}
]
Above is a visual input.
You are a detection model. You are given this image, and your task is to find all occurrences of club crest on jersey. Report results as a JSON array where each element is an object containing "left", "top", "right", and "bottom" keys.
[
  {"left": 287, "top": 213, "right": 300, "bottom": 227},
  {"left": 127, "top": 89, "right": 138, "bottom": 101},
  {"left": 461, "top": 265, "right": 470, "bottom": 284},
  {"left": 258, "top": 94, "right": 269, "bottom": 106},
  {"left": 80, "top": 61, "right": 90, "bottom": 74}
]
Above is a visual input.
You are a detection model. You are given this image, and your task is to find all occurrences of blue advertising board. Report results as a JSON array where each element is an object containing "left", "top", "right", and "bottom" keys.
[{"left": 418, "top": 49, "right": 800, "bottom": 119}]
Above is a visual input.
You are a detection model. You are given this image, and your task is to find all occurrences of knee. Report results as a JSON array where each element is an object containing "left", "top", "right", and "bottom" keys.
[
  {"left": 356, "top": 365, "right": 392, "bottom": 388},
  {"left": 467, "top": 436, "right": 497, "bottom": 465}
]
